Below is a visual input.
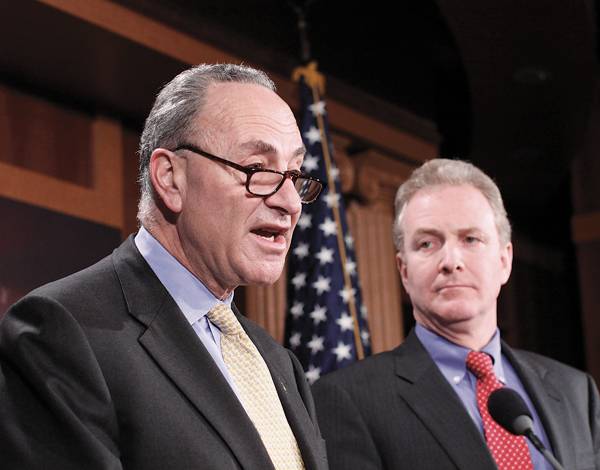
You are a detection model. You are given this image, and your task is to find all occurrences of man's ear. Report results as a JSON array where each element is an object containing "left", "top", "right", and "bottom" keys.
[
  {"left": 500, "top": 241, "right": 513, "bottom": 285},
  {"left": 396, "top": 252, "right": 409, "bottom": 288},
  {"left": 149, "top": 148, "right": 185, "bottom": 214}
]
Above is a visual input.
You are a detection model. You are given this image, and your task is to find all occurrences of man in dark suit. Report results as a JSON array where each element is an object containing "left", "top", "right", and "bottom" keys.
[
  {"left": 312, "top": 159, "right": 600, "bottom": 469},
  {"left": 0, "top": 64, "right": 327, "bottom": 469}
]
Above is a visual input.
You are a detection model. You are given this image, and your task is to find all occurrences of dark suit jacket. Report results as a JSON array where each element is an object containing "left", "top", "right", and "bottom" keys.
[
  {"left": 0, "top": 236, "right": 327, "bottom": 470},
  {"left": 312, "top": 329, "right": 600, "bottom": 470}
]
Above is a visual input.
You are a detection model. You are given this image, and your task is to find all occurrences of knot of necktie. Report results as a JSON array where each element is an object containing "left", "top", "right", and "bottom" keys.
[
  {"left": 466, "top": 350, "right": 495, "bottom": 380},
  {"left": 207, "top": 303, "right": 244, "bottom": 337}
]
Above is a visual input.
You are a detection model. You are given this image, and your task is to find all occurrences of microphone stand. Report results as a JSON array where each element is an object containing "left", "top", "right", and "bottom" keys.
[
  {"left": 523, "top": 429, "right": 565, "bottom": 470},
  {"left": 488, "top": 389, "right": 566, "bottom": 470}
]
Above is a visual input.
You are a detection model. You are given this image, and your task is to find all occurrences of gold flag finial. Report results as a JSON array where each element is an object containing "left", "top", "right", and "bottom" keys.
[{"left": 292, "top": 61, "right": 326, "bottom": 95}]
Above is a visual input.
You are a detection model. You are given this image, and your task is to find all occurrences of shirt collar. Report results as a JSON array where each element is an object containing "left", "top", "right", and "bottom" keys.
[
  {"left": 134, "top": 227, "right": 233, "bottom": 325},
  {"left": 415, "top": 324, "right": 507, "bottom": 385}
]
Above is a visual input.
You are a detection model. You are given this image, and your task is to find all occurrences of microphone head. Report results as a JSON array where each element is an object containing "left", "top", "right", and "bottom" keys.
[{"left": 487, "top": 387, "right": 534, "bottom": 435}]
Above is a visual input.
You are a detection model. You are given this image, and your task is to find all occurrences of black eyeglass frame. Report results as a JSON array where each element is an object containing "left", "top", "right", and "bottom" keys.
[{"left": 172, "top": 143, "right": 324, "bottom": 204}]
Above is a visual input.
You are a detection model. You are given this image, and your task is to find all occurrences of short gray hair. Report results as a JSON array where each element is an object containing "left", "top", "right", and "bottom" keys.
[
  {"left": 137, "top": 63, "right": 276, "bottom": 226},
  {"left": 393, "top": 158, "right": 511, "bottom": 252}
]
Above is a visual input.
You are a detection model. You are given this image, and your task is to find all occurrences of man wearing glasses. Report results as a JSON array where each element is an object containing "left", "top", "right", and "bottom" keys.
[{"left": 0, "top": 64, "right": 326, "bottom": 469}]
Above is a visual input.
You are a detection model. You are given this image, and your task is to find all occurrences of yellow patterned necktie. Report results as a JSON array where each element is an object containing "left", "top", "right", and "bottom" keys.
[{"left": 207, "top": 304, "right": 305, "bottom": 470}]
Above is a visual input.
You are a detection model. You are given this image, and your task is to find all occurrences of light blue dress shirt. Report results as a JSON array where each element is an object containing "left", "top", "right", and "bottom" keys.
[
  {"left": 135, "top": 227, "right": 240, "bottom": 397},
  {"left": 415, "top": 324, "right": 554, "bottom": 470}
]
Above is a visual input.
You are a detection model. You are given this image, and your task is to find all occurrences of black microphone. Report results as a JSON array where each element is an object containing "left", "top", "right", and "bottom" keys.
[{"left": 488, "top": 387, "right": 565, "bottom": 470}]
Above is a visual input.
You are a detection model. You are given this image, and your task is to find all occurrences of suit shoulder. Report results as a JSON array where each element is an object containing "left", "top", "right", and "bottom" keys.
[
  {"left": 4, "top": 251, "right": 122, "bottom": 328},
  {"left": 512, "top": 347, "right": 591, "bottom": 381},
  {"left": 315, "top": 348, "right": 398, "bottom": 389},
  {"left": 28, "top": 253, "right": 115, "bottom": 299}
]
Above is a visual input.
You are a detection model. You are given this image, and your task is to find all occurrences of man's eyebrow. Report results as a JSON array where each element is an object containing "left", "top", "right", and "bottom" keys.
[
  {"left": 412, "top": 228, "right": 442, "bottom": 237},
  {"left": 458, "top": 227, "right": 484, "bottom": 234},
  {"left": 239, "top": 140, "right": 276, "bottom": 155},
  {"left": 458, "top": 227, "right": 488, "bottom": 239},
  {"left": 239, "top": 140, "right": 306, "bottom": 159},
  {"left": 411, "top": 227, "right": 486, "bottom": 240},
  {"left": 293, "top": 146, "right": 307, "bottom": 158}
]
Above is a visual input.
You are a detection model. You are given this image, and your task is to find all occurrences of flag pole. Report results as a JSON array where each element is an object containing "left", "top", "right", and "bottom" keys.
[
  {"left": 290, "top": 30, "right": 365, "bottom": 359},
  {"left": 286, "top": 1, "right": 369, "bottom": 372},
  {"left": 287, "top": 0, "right": 316, "bottom": 64},
  {"left": 300, "top": 68, "right": 365, "bottom": 360}
]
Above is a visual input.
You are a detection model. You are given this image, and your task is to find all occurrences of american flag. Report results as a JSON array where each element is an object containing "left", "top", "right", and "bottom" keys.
[{"left": 285, "top": 64, "right": 371, "bottom": 384}]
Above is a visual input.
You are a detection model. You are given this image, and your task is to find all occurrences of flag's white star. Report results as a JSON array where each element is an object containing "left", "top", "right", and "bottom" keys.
[
  {"left": 345, "top": 258, "right": 357, "bottom": 276},
  {"left": 297, "top": 213, "right": 312, "bottom": 230},
  {"left": 307, "top": 335, "right": 325, "bottom": 354},
  {"left": 291, "top": 272, "right": 307, "bottom": 290},
  {"left": 345, "top": 234, "right": 354, "bottom": 248},
  {"left": 329, "top": 165, "right": 340, "bottom": 180},
  {"left": 305, "top": 365, "right": 321, "bottom": 384},
  {"left": 361, "top": 304, "right": 369, "bottom": 319},
  {"left": 290, "top": 301, "right": 304, "bottom": 319},
  {"left": 324, "top": 192, "right": 340, "bottom": 209},
  {"left": 302, "top": 153, "right": 319, "bottom": 173},
  {"left": 333, "top": 341, "right": 352, "bottom": 362},
  {"left": 289, "top": 332, "right": 301, "bottom": 348},
  {"left": 339, "top": 286, "right": 356, "bottom": 304},
  {"left": 319, "top": 217, "right": 337, "bottom": 237},
  {"left": 361, "top": 329, "right": 370, "bottom": 346},
  {"left": 312, "top": 275, "right": 331, "bottom": 295},
  {"left": 310, "top": 305, "right": 327, "bottom": 325},
  {"left": 336, "top": 312, "right": 354, "bottom": 332},
  {"left": 315, "top": 247, "right": 334, "bottom": 265},
  {"left": 309, "top": 100, "right": 326, "bottom": 117},
  {"left": 293, "top": 242, "right": 309, "bottom": 259},
  {"left": 304, "top": 126, "right": 322, "bottom": 145}
]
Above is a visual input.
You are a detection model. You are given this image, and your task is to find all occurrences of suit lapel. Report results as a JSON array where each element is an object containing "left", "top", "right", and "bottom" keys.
[
  {"left": 112, "top": 237, "right": 274, "bottom": 470},
  {"left": 502, "top": 343, "right": 574, "bottom": 466},
  {"left": 394, "top": 331, "right": 497, "bottom": 470},
  {"left": 238, "top": 312, "right": 323, "bottom": 470}
]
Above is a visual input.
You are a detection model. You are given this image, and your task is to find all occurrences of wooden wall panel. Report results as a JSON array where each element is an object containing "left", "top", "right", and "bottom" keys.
[
  {"left": 572, "top": 211, "right": 600, "bottom": 243},
  {"left": 0, "top": 83, "right": 92, "bottom": 186},
  {"left": 347, "top": 202, "right": 404, "bottom": 353},
  {"left": 245, "top": 275, "right": 287, "bottom": 344},
  {"left": 92, "top": 118, "right": 124, "bottom": 228},
  {"left": 0, "top": 111, "right": 123, "bottom": 229}
]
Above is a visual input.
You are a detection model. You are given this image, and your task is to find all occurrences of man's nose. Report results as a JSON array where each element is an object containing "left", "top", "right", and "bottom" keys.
[
  {"left": 266, "top": 177, "right": 302, "bottom": 216},
  {"left": 438, "top": 242, "right": 464, "bottom": 274}
]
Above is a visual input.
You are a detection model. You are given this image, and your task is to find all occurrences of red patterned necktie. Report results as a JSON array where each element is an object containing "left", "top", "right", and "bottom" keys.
[{"left": 466, "top": 351, "right": 533, "bottom": 470}]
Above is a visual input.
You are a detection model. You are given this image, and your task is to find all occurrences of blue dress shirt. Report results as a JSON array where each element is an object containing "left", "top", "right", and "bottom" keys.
[
  {"left": 415, "top": 324, "right": 554, "bottom": 470},
  {"left": 135, "top": 227, "right": 240, "bottom": 398}
]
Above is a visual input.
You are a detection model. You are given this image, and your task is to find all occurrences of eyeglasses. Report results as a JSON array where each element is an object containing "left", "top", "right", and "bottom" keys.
[{"left": 173, "top": 144, "right": 324, "bottom": 204}]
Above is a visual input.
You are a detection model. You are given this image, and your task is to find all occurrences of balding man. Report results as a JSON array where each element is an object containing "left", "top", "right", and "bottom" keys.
[{"left": 0, "top": 64, "right": 327, "bottom": 470}]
